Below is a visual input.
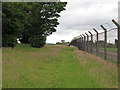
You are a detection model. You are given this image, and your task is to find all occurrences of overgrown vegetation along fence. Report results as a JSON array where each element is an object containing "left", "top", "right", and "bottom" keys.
[{"left": 69, "top": 19, "right": 120, "bottom": 64}]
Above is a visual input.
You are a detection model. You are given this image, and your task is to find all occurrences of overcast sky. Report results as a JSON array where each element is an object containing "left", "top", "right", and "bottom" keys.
[{"left": 46, "top": 0, "right": 119, "bottom": 44}]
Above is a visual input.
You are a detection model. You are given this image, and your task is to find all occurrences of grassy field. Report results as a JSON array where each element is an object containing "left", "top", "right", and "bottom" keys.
[
  {"left": 101, "top": 48, "right": 117, "bottom": 52},
  {"left": 2, "top": 44, "right": 118, "bottom": 88},
  {"left": 107, "top": 48, "right": 117, "bottom": 52}
]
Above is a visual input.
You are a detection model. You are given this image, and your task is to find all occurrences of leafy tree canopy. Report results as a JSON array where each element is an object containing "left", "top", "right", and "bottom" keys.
[{"left": 2, "top": 2, "right": 67, "bottom": 48}]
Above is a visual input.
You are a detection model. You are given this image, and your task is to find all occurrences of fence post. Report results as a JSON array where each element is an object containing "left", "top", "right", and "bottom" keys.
[
  {"left": 79, "top": 37, "right": 81, "bottom": 50},
  {"left": 93, "top": 28, "right": 99, "bottom": 56},
  {"left": 100, "top": 25, "right": 107, "bottom": 60},
  {"left": 112, "top": 19, "right": 120, "bottom": 65},
  {"left": 77, "top": 36, "right": 81, "bottom": 49},
  {"left": 79, "top": 36, "right": 81, "bottom": 43},
  {"left": 88, "top": 31, "right": 93, "bottom": 54},
  {"left": 82, "top": 34, "right": 86, "bottom": 51},
  {"left": 80, "top": 35, "right": 83, "bottom": 50},
  {"left": 80, "top": 35, "right": 81, "bottom": 50},
  {"left": 85, "top": 33, "right": 89, "bottom": 53}
]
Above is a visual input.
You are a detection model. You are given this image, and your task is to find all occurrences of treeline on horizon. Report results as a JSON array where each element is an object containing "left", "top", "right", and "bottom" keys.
[{"left": 2, "top": 2, "right": 67, "bottom": 48}]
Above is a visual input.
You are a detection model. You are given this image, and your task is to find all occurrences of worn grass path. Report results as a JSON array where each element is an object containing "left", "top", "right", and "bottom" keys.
[{"left": 2, "top": 44, "right": 118, "bottom": 88}]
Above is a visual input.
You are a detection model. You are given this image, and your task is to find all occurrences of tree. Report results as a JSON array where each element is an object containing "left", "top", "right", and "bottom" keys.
[
  {"left": 29, "top": 35, "right": 46, "bottom": 48},
  {"left": 2, "top": 2, "right": 67, "bottom": 48},
  {"left": 61, "top": 40, "right": 65, "bottom": 43},
  {"left": 2, "top": 2, "right": 30, "bottom": 48},
  {"left": 25, "top": 2, "right": 67, "bottom": 48}
]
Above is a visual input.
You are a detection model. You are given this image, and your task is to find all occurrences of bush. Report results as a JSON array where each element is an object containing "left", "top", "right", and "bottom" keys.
[
  {"left": 29, "top": 35, "right": 46, "bottom": 48},
  {"left": 2, "top": 35, "right": 17, "bottom": 48}
]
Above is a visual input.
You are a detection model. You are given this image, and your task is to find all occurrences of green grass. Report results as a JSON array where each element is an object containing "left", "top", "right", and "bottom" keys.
[
  {"left": 101, "top": 48, "right": 117, "bottom": 52},
  {"left": 2, "top": 44, "right": 118, "bottom": 88},
  {"left": 107, "top": 48, "right": 117, "bottom": 52}
]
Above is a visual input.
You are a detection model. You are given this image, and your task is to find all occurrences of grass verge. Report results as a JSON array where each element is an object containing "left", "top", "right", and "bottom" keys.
[{"left": 2, "top": 44, "right": 118, "bottom": 88}]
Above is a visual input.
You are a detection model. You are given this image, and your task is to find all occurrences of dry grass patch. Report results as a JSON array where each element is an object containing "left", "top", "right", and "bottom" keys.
[{"left": 73, "top": 48, "right": 118, "bottom": 88}]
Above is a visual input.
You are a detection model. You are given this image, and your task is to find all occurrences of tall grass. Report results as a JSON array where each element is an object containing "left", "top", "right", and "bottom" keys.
[{"left": 2, "top": 44, "right": 118, "bottom": 88}]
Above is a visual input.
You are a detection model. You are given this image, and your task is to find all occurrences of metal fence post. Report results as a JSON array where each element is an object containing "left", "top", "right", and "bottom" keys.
[
  {"left": 80, "top": 35, "right": 83, "bottom": 50},
  {"left": 93, "top": 28, "right": 99, "bottom": 56},
  {"left": 80, "top": 37, "right": 82, "bottom": 50},
  {"left": 85, "top": 33, "right": 89, "bottom": 53},
  {"left": 88, "top": 31, "right": 93, "bottom": 54},
  {"left": 100, "top": 25, "right": 107, "bottom": 60},
  {"left": 112, "top": 19, "right": 120, "bottom": 65},
  {"left": 82, "top": 34, "right": 86, "bottom": 51}
]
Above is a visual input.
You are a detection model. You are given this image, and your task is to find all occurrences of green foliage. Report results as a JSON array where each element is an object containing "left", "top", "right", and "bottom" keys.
[
  {"left": 27, "top": 2, "right": 67, "bottom": 48},
  {"left": 56, "top": 41, "right": 69, "bottom": 45},
  {"left": 2, "top": 2, "right": 30, "bottom": 48},
  {"left": 2, "top": 2, "right": 67, "bottom": 48},
  {"left": 29, "top": 35, "right": 46, "bottom": 48},
  {"left": 2, "top": 35, "right": 17, "bottom": 48}
]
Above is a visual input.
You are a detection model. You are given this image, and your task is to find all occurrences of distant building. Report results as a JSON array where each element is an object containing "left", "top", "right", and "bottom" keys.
[{"left": 61, "top": 40, "right": 65, "bottom": 43}]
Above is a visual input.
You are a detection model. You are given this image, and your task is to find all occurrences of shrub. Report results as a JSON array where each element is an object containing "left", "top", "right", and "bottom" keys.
[
  {"left": 29, "top": 35, "right": 46, "bottom": 48},
  {"left": 2, "top": 35, "right": 17, "bottom": 49}
]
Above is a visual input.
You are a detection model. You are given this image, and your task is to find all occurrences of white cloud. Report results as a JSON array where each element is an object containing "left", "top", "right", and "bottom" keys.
[{"left": 46, "top": 0, "right": 119, "bottom": 43}]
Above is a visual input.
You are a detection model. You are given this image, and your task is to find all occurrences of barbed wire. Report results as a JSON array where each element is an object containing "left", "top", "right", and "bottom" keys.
[{"left": 71, "top": 18, "right": 119, "bottom": 42}]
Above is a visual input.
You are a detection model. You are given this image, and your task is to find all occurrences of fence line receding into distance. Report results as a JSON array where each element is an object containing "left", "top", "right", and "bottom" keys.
[{"left": 69, "top": 19, "right": 120, "bottom": 65}]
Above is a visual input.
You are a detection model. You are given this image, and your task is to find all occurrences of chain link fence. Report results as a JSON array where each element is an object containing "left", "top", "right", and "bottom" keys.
[{"left": 69, "top": 19, "right": 120, "bottom": 62}]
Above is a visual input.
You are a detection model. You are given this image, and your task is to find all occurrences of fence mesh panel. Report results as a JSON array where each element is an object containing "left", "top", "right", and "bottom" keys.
[
  {"left": 107, "top": 28, "right": 118, "bottom": 61},
  {"left": 69, "top": 19, "right": 119, "bottom": 62},
  {"left": 93, "top": 34, "right": 97, "bottom": 55},
  {"left": 98, "top": 32, "right": 105, "bottom": 58}
]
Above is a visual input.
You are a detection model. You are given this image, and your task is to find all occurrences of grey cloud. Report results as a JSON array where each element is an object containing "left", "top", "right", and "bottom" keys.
[
  {"left": 47, "top": 0, "right": 118, "bottom": 43},
  {"left": 58, "top": 2, "right": 117, "bottom": 31}
]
